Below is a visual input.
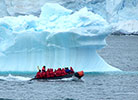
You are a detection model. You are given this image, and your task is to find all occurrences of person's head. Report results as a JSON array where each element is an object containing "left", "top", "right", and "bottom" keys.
[
  {"left": 43, "top": 66, "right": 45, "bottom": 68},
  {"left": 39, "top": 70, "right": 41, "bottom": 72}
]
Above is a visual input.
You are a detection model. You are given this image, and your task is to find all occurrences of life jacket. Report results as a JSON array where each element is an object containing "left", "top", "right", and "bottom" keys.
[
  {"left": 56, "top": 68, "right": 62, "bottom": 77},
  {"left": 49, "top": 69, "right": 55, "bottom": 77},
  {"left": 42, "top": 71, "right": 46, "bottom": 78},
  {"left": 46, "top": 71, "right": 50, "bottom": 78},
  {"left": 70, "top": 67, "right": 74, "bottom": 73},
  {"left": 61, "top": 68, "right": 67, "bottom": 76},
  {"left": 36, "top": 72, "right": 42, "bottom": 79},
  {"left": 47, "top": 68, "right": 50, "bottom": 72}
]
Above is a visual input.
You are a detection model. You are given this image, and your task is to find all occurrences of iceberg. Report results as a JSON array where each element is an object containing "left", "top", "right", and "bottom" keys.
[
  {"left": 1, "top": 0, "right": 138, "bottom": 34},
  {"left": 106, "top": 0, "right": 138, "bottom": 34},
  {"left": 0, "top": 3, "right": 120, "bottom": 72},
  {"left": 112, "top": 20, "right": 138, "bottom": 34}
]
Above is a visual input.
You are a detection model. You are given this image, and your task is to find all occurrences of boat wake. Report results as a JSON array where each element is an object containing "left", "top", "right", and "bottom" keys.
[
  {"left": 0, "top": 74, "right": 31, "bottom": 81},
  {"left": 42, "top": 77, "right": 84, "bottom": 82},
  {"left": 61, "top": 76, "right": 84, "bottom": 82},
  {"left": 31, "top": 76, "right": 84, "bottom": 82},
  {"left": 0, "top": 74, "right": 84, "bottom": 82}
]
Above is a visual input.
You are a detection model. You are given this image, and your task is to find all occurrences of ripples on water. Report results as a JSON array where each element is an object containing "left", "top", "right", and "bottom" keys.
[
  {"left": 98, "top": 35, "right": 138, "bottom": 71},
  {"left": 0, "top": 35, "right": 138, "bottom": 100},
  {"left": 0, "top": 72, "right": 138, "bottom": 100}
]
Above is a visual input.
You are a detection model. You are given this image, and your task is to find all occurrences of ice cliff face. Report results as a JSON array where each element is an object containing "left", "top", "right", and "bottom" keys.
[
  {"left": 106, "top": 0, "right": 138, "bottom": 34},
  {"left": 1, "top": 0, "right": 138, "bottom": 34},
  {"left": 0, "top": 3, "right": 120, "bottom": 71}
]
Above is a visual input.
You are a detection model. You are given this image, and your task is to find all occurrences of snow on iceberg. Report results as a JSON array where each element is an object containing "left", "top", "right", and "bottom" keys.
[{"left": 0, "top": 3, "right": 120, "bottom": 72}]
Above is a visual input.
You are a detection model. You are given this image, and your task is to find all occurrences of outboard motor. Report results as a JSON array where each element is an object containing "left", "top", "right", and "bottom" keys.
[{"left": 74, "top": 71, "right": 84, "bottom": 79}]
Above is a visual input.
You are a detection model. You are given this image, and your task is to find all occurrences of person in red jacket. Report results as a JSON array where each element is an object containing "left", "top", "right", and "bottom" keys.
[
  {"left": 61, "top": 68, "right": 67, "bottom": 76},
  {"left": 49, "top": 69, "right": 55, "bottom": 77},
  {"left": 42, "top": 66, "right": 46, "bottom": 72},
  {"left": 70, "top": 67, "right": 74, "bottom": 74},
  {"left": 46, "top": 68, "right": 50, "bottom": 78},
  {"left": 42, "top": 71, "right": 47, "bottom": 78},
  {"left": 56, "top": 68, "right": 62, "bottom": 77},
  {"left": 36, "top": 70, "right": 42, "bottom": 79}
]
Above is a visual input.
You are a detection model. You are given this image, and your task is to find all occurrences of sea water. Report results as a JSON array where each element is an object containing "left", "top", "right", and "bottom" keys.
[
  {"left": 0, "top": 35, "right": 138, "bottom": 100},
  {"left": 0, "top": 72, "right": 138, "bottom": 100}
]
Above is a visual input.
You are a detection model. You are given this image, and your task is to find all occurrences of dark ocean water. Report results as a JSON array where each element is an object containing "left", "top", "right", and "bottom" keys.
[
  {"left": 98, "top": 35, "right": 138, "bottom": 71},
  {"left": 0, "top": 35, "right": 138, "bottom": 100}
]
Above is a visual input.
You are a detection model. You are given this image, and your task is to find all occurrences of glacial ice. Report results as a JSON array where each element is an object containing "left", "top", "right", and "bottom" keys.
[
  {"left": 112, "top": 20, "right": 138, "bottom": 34},
  {"left": 106, "top": 0, "right": 138, "bottom": 34},
  {"left": 1, "top": 0, "right": 138, "bottom": 34},
  {"left": 0, "top": 3, "right": 120, "bottom": 72}
]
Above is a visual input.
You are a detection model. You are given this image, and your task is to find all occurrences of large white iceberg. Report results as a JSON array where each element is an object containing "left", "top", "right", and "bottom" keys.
[{"left": 0, "top": 3, "right": 120, "bottom": 72}]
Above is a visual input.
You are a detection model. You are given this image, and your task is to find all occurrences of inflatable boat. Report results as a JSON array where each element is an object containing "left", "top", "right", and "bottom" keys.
[{"left": 31, "top": 71, "right": 84, "bottom": 81}]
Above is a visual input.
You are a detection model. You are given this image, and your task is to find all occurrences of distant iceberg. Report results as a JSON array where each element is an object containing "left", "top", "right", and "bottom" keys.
[
  {"left": 1, "top": 0, "right": 138, "bottom": 35},
  {"left": 0, "top": 3, "right": 120, "bottom": 72}
]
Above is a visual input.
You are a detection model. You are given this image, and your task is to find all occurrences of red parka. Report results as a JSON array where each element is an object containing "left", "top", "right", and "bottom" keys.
[
  {"left": 49, "top": 69, "right": 55, "bottom": 77},
  {"left": 61, "top": 68, "right": 67, "bottom": 76},
  {"left": 56, "top": 68, "right": 62, "bottom": 77},
  {"left": 70, "top": 67, "right": 74, "bottom": 73},
  {"left": 42, "top": 71, "right": 46, "bottom": 78},
  {"left": 36, "top": 72, "right": 42, "bottom": 79}
]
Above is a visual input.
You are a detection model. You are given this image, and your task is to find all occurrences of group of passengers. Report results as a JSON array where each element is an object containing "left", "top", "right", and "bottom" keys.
[{"left": 35, "top": 66, "right": 74, "bottom": 79}]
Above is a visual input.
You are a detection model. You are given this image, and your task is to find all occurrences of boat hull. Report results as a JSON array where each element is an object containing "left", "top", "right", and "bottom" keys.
[{"left": 31, "top": 72, "right": 83, "bottom": 81}]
